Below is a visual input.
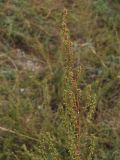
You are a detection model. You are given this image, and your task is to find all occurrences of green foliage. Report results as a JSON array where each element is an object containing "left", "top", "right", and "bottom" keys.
[{"left": 0, "top": 0, "right": 120, "bottom": 160}]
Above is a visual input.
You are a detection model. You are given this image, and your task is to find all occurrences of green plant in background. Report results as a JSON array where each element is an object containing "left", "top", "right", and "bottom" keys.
[
  {"left": 0, "top": 0, "right": 120, "bottom": 160},
  {"left": 85, "top": 86, "right": 97, "bottom": 160}
]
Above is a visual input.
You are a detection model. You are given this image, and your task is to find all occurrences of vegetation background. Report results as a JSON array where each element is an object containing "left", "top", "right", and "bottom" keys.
[{"left": 0, "top": 0, "right": 120, "bottom": 159}]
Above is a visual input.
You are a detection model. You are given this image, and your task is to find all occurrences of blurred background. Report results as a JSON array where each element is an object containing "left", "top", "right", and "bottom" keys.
[{"left": 0, "top": 0, "right": 120, "bottom": 159}]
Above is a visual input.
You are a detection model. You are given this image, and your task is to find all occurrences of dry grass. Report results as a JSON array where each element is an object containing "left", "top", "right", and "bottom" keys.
[{"left": 0, "top": 0, "right": 120, "bottom": 159}]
